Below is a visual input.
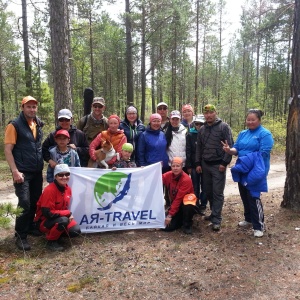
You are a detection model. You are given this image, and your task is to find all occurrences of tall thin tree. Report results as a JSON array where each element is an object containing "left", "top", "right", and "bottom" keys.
[
  {"left": 125, "top": 0, "right": 134, "bottom": 105},
  {"left": 22, "top": 0, "right": 32, "bottom": 94}
]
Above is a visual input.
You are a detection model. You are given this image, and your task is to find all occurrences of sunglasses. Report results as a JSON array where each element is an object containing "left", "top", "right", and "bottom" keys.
[
  {"left": 194, "top": 122, "right": 203, "bottom": 126},
  {"left": 56, "top": 172, "right": 70, "bottom": 178},
  {"left": 93, "top": 104, "right": 104, "bottom": 109},
  {"left": 58, "top": 118, "right": 71, "bottom": 122},
  {"left": 157, "top": 106, "right": 167, "bottom": 110}
]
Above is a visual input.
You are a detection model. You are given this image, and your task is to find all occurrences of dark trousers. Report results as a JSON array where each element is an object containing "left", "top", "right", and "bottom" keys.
[
  {"left": 238, "top": 183, "right": 265, "bottom": 231},
  {"left": 202, "top": 161, "right": 226, "bottom": 225},
  {"left": 163, "top": 204, "right": 198, "bottom": 232},
  {"left": 41, "top": 217, "right": 81, "bottom": 241},
  {"left": 14, "top": 171, "right": 43, "bottom": 239},
  {"left": 190, "top": 168, "right": 207, "bottom": 207}
]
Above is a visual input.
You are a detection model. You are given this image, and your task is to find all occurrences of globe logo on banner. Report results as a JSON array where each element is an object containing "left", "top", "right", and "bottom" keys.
[{"left": 94, "top": 172, "right": 132, "bottom": 211}]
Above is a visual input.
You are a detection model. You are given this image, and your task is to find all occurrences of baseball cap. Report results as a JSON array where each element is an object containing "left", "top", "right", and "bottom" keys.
[
  {"left": 93, "top": 97, "right": 105, "bottom": 105},
  {"left": 203, "top": 104, "right": 216, "bottom": 113},
  {"left": 194, "top": 114, "right": 205, "bottom": 123},
  {"left": 54, "top": 164, "right": 70, "bottom": 177},
  {"left": 58, "top": 109, "right": 72, "bottom": 119},
  {"left": 21, "top": 96, "right": 38, "bottom": 105},
  {"left": 170, "top": 110, "right": 181, "bottom": 119},
  {"left": 55, "top": 129, "right": 70, "bottom": 138},
  {"left": 183, "top": 194, "right": 197, "bottom": 206},
  {"left": 156, "top": 102, "right": 168, "bottom": 108}
]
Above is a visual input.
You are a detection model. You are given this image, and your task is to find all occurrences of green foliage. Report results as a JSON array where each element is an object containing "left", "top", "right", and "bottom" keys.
[
  {"left": 0, "top": 203, "right": 23, "bottom": 229},
  {"left": 263, "top": 117, "right": 287, "bottom": 153}
]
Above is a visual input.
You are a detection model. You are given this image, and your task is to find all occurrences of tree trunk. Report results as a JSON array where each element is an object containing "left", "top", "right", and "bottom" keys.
[
  {"left": 49, "top": 0, "right": 72, "bottom": 117},
  {"left": 22, "top": 0, "right": 32, "bottom": 94},
  {"left": 125, "top": 0, "right": 134, "bottom": 106},
  {"left": 194, "top": 0, "right": 199, "bottom": 113},
  {"left": 140, "top": 4, "right": 146, "bottom": 122},
  {"left": 281, "top": 0, "right": 300, "bottom": 210},
  {"left": 89, "top": 11, "right": 94, "bottom": 91}
]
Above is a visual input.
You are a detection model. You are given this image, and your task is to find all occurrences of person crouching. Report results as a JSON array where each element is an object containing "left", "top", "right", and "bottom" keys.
[
  {"left": 34, "top": 164, "right": 81, "bottom": 251},
  {"left": 162, "top": 157, "right": 198, "bottom": 234}
]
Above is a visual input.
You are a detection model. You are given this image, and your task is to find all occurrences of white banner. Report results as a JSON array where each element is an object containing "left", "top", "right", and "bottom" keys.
[{"left": 69, "top": 163, "right": 165, "bottom": 233}]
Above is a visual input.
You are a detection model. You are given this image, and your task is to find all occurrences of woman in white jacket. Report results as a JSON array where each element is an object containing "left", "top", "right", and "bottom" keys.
[{"left": 165, "top": 110, "right": 187, "bottom": 169}]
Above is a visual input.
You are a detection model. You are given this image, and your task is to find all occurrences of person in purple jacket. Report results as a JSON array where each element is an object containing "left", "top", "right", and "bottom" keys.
[{"left": 222, "top": 109, "right": 274, "bottom": 238}]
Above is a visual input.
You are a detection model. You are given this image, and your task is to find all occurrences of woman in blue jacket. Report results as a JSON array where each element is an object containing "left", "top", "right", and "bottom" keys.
[
  {"left": 222, "top": 109, "right": 274, "bottom": 238},
  {"left": 137, "top": 113, "right": 169, "bottom": 172},
  {"left": 119, "top": 105, "right": 145, "bottom": 163}
]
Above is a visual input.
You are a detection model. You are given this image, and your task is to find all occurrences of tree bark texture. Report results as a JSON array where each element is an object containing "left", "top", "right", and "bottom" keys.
[
  {"left": 282, "top": 0, "right": 300, "bottom": 210},
  {"left": 22, "top": 0, "right": 32, "bottom": 93},
  {"left": 49, "top": 0, "right": 72, "bottom": 116},
  {"left": 125, "top": 0, "right": 134, "bottom": 105}
]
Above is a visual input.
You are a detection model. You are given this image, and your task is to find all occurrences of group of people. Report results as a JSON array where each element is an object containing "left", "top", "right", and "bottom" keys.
[{"left": 4, "top": 95, "right": 274, "bottom": 252}]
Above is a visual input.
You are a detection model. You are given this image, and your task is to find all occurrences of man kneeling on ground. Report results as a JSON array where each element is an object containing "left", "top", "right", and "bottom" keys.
[
  {"left": 34, "top": 164, "right": 81, "bottom": 251},
  {"left": 162, "top": 157, "right": 198, "bottom": 234}
]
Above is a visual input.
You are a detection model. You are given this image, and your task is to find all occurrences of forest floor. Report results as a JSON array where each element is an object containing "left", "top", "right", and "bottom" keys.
[{"left": 0, "top": 154, "right": 299, "bottom": 300}]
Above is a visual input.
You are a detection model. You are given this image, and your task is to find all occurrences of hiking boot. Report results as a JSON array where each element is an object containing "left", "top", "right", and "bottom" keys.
[
  {"left": 212, "top": 224, "right": 221, "bottom": 231},
  {"left": 183, "top": 226, "right": 192, "bottom": 235},
  {"left": 238, "top": 220, "right": 252, "bottom": 227},
  {"left": 16, "top": 238, "right": 31, "bottom": 251},
  {"left": 254, "top": 230, "right": 264, "bottom": 238},
  {"left": 46, "top": 240, "right": 64, "bottom": 251}
]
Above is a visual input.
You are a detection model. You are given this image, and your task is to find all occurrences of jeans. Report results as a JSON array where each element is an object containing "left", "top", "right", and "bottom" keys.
[
  {"left": 14, "top": 171, "right": 43, "bottom": 239},
  {"left": 202, "top": 161, "right": 226, "bottom": 225},
  {"left": 190, "top": 168, "right": 207, "bottom": 207}
]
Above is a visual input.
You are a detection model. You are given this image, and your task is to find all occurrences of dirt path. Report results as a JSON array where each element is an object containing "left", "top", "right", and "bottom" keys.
[
  {"left": 225, "top": 161, "right": 286, "bottom": 196},
  {"left": 0, "top": 160, "right": 286, "bottom": 205}
]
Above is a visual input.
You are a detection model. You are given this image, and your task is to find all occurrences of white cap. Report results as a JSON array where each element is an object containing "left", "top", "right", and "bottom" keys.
[
  {"left": 54, "top": 164, "right": 70, "bottom": 177},
  {"left": 156, "top": 102, "right": 168, "bottom": 108},
  {"left": 58, "top": 109, "right": 72, "bottom": 119},
  {"left": 194, "top": 114, "right": 205, "bottom": 123},
  {"left": 170, "top": 110, "right": 181, "bottom": 119}
]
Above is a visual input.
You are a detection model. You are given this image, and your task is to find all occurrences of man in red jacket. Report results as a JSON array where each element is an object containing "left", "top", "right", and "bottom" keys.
[
  {"left": 162, "top": 157, "right": 198, "bottom": 234},
  {"left": 34, "top": 164, "right": 81, "bottom": 251}
]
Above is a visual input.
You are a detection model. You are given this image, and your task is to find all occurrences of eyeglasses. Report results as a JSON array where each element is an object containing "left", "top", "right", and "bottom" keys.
[
  {"left": 93, "top": 104, "right": 104, "bottom": 109},
  {"left": 58, "top": 118, "right": 71, "bottom": 122},
  {"left": 194, "top": 122, "right": 203, "bottom": 126},
  {"left": 56, "top": 172, "right": 70, "bottom": 178},
  {"left": 157, "top": 106, "right": 167, "bottom": 110}
]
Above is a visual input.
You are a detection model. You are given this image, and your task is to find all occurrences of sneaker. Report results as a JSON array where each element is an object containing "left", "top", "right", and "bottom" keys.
[
  {"left": 212, "top": 224, "right": 221, "bottom": 231},
  {"left": 238, "top": 220, "right": 252, "bottom": 227},
  {"left": 183, "top": 226, "right": 192, "bottom": 235},
  {"left": 46, "top": 240, "right": 64, "bottom": 251},
  {"left": 254, "top": 230, "right": 264, "bottom": 237},
  {"left": 16, "top": 238, "right": 31, "bottom": 251}
]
